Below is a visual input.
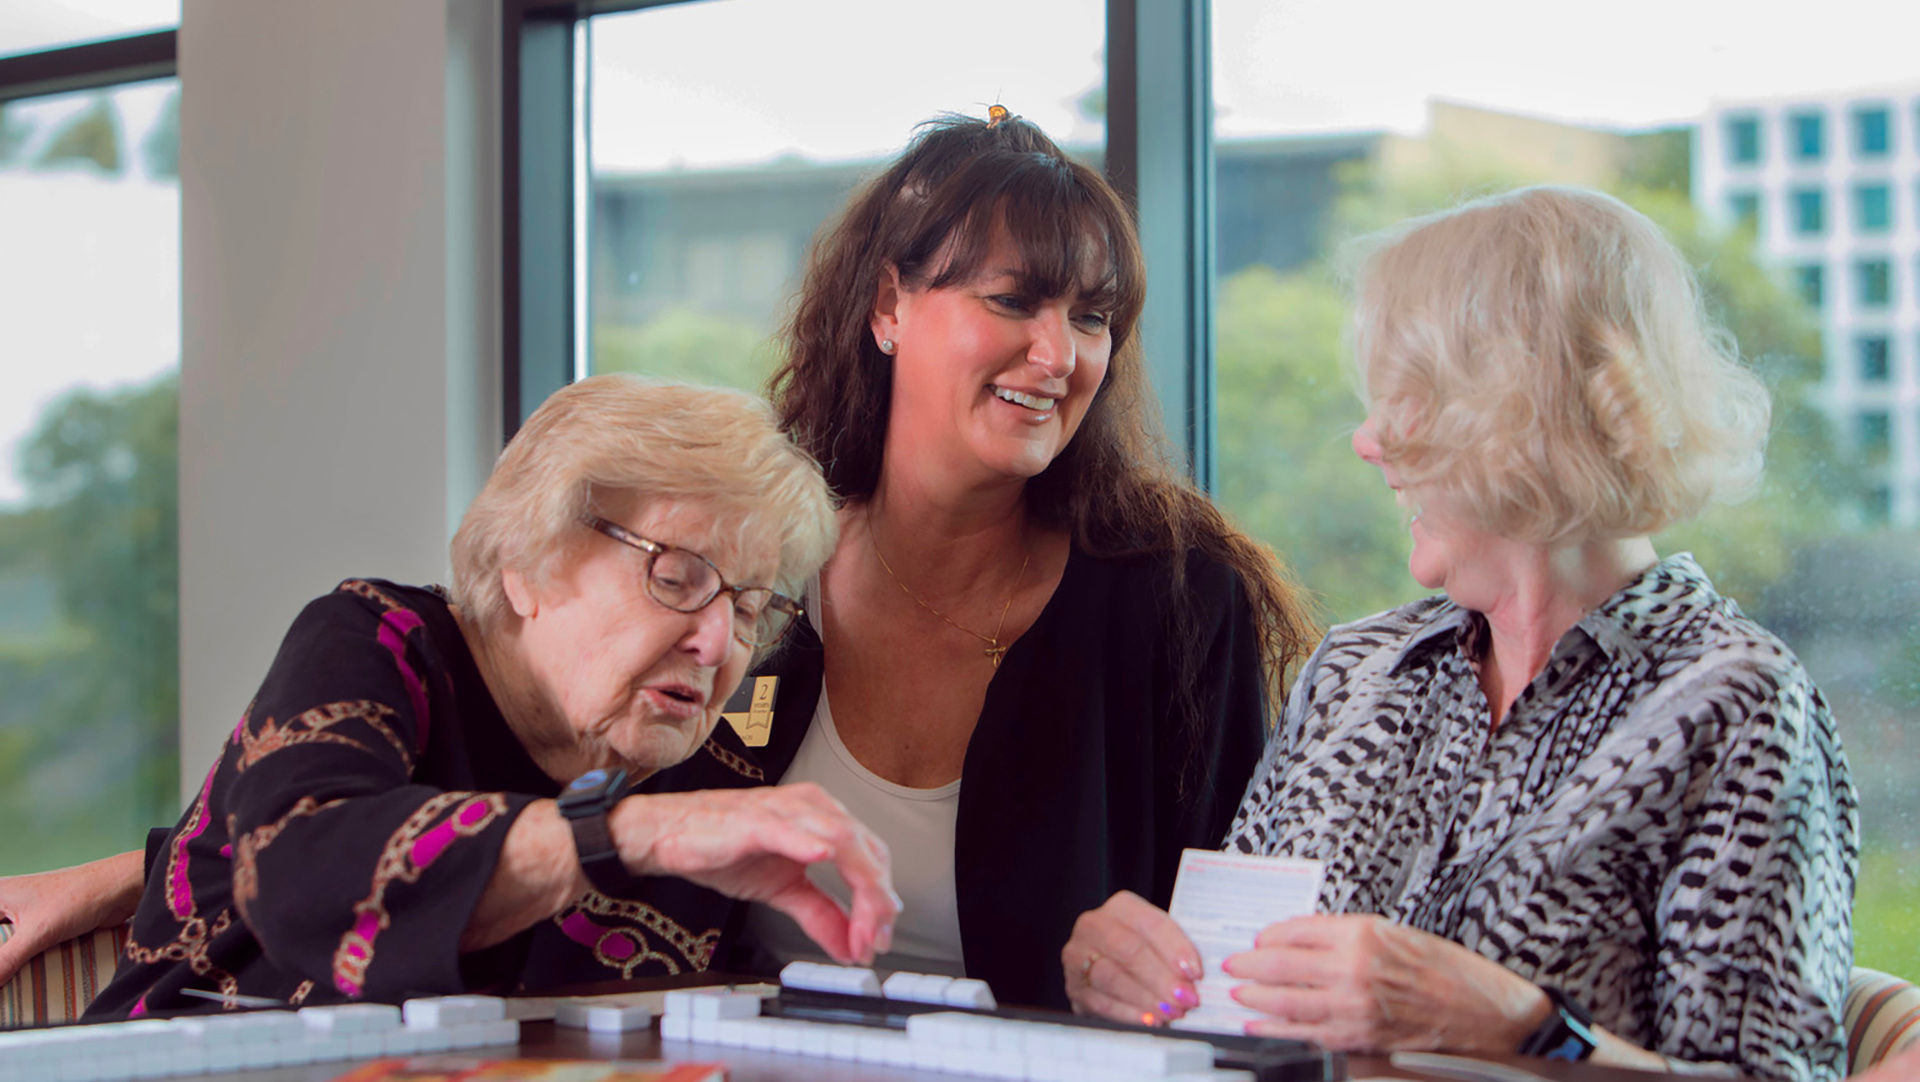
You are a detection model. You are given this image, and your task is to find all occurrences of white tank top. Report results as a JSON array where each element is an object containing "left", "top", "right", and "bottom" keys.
[{"left": 739, "top": 686, "right": 966, "bottom": 976}]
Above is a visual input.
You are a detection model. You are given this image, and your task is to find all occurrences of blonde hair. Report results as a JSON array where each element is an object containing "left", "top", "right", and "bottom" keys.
[
  {"left": 451, "top": 375, "right": 838, "bottom": 630},
  {"left": 1349, "top": 185, "right": 1770, "bottom": 543}
]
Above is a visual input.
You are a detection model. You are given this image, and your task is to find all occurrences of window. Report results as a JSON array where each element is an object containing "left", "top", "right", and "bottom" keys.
[
  {"left": 1207, "top": 0, "right": 1920, "bottom": 983},
  {"left": 1724, "top": 114, "right": 1761, "bottom": 164},
  {"left": 1855, "top": 105, "right": 1892, "bottom": 156},
  {"left": 1864, "top": 483, "right": 1893, "bottom": 524},
  {"left": 1856, "top": 260, "right": 1893, "bottom": 307},
  {"left": 1726, "top": 191, "right": 1760, "bottom": 233},
  {"left": 0, "top": 73, "right": 180, "bottom": 873},
  {"left": 1857, "top": 410, "right": 1893, "bottom": 462},
  {"left": 1791, "top": 187, "right": 1825, "bottom": 234},
  {"left": 1855, "top": 183, "right": 1893, "bottom": 232},
  {"left": 1789, "top": 111, "right": 1824, "bottom": 159},
  {"left": 1859, "top": 336, "right": 1892, "bottom": 382},
  {"left": 1794, "top": 264, "right": 1825, "bottom": 307},
  {"left": 518, "top": 0, "right": 1920, "bottom": 993},
  {"left": 578, "top": 0, "right": 1107, "bottom": 395}
]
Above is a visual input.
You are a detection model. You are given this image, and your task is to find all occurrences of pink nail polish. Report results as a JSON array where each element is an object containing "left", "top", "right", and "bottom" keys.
[
  {"left": 1173, "top": 987, "right": 1197, "bottom": 1007},
  {"left": 1177, "top": 958, "right": 1201, "bottom": 980},
  {"left": 1157, "top": 1001, "right": 1174, "bottom": 1018}
]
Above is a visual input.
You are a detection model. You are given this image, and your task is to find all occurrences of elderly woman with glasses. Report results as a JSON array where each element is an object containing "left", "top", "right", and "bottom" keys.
[{"left": 78, "top": 376, "right": 895, "bottom": 1017}]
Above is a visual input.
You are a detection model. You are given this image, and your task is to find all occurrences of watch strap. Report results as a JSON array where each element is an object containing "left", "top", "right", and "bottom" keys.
[
  {"left": 565, "top": 809, "right": 646, "bottom": 896},
  {"left": 1517, "top": 985, "right": 1598, "bottom": 1061},
  {"left": 558, "top": 768, "right": 646, "bottom": 896}
]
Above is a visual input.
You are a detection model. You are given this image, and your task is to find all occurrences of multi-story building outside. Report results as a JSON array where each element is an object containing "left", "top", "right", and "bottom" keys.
[{"left": 1697, "top": 87, "right": 1920, "bottom": 526}]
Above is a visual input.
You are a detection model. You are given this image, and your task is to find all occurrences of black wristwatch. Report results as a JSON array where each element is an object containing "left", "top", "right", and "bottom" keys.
[
  {"left": 1517, "top": 985, "right": 1598, "bottom": 1061},
  {"left": 557, "top": 767, "right": 644, "bottom": 896}
]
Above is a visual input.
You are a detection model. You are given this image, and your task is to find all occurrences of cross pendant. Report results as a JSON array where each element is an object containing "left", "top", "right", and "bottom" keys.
[{"left": 984, "top": 644, "right": 1008, "bottom": 669}]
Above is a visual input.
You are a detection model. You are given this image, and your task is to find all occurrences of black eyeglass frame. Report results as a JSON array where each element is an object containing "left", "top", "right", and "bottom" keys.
[{"left": 582, "top": 514, "right": 804, "bottom": 648}]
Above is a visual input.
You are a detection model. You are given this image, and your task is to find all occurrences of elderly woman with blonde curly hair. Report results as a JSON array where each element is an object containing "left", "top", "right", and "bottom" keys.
[
  {"left": 76, "top": 376, "right": 896, "bottom": 1017},
  {"left": 1064, "top": 187, "right": 1857, "bottom": 1082}
]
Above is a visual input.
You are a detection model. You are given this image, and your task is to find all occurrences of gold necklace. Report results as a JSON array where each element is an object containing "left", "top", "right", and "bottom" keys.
[{"left": 869, "top": 524, "right": 1033, "bottom": 669}]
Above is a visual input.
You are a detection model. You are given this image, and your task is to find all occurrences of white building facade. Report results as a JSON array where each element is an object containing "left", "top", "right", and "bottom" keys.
[{"left": 1697, "top": 88, "right": 1920, "bottom": 526}]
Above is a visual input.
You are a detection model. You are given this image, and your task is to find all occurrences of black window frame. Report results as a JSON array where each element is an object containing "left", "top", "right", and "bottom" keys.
[
  {"left": 501, "top": 0, "right": 1220, "bottom": 486},
  {"left": 0, "top": 31, "right": 175, "bottom": 102}
]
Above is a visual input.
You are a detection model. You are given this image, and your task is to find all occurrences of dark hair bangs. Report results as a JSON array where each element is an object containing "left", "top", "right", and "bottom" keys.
[{"left": 899, "top": 152, "right": 1142, "bottom": 337}]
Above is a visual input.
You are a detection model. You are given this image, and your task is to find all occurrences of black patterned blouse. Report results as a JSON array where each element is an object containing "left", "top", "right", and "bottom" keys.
[
  {"left": 1224, "top": 554, "right": 1857, "bottom": 1082},
  {"left": 86, "top": 580, "right": 729, "bottom": 1019}
]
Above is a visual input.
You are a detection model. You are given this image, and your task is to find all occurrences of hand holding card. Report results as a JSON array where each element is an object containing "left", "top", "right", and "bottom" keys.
[{"left": 1165, "top": 849, "right": 1325, "bottom": 1035}]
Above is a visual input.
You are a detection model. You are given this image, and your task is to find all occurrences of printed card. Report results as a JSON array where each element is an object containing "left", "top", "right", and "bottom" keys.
[{"left": 1166, "top": 848, "right": 1325, "bottom": 1035}]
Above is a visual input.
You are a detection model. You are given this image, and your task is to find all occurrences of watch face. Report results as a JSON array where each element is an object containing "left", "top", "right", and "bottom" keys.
[{"left": 569, "top": 768, "right": 610, "bottom": 792}]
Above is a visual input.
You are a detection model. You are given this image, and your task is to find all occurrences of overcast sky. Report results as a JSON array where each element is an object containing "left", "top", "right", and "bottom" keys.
[{"left": 585, "top": 0, "right": 1920, "bottom": 170}]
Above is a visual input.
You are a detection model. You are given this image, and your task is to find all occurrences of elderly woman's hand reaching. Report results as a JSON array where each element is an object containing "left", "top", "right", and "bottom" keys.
[{"left": 614, "top": 784, "right": 897, "bottom": 964}]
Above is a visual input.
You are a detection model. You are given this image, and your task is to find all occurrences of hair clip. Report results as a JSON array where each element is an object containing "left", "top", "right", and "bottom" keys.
[{"left": 986, "top": 104, "right": 1011, "bottom": 128}]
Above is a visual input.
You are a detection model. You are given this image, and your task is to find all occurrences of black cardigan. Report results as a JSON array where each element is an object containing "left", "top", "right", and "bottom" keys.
[{"left": 640, "top": 544, "right": 1268, "bottom": 1008}]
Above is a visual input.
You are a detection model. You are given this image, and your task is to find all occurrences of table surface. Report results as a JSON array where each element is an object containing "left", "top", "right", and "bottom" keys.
[
  {"left": 192, "top": 1013, "right": 1709, "bottom": 1082},
  {"left": 34, "top": 972, "right": 1736, "bottom": 1082}
]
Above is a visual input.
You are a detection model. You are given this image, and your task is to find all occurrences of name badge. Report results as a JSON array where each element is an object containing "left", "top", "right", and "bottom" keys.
[{"left": 720, "top": 675, "right": 778, "bottom": 747}]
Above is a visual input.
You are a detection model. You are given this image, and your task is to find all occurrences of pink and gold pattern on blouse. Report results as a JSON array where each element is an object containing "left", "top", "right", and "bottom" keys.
[
  {"left": 332, "top": 791, "right": 508, "bottom": 996},
  {"left": 230, "top": 796, "right": 331, "bottom": 920},
  {"left": 235, "top": 700, "right": 412, "bottom": 773},
  {"left": 123, "top": 910, "right": 240, "bottom": 1012},
  {"left": 554, "top": 891, "right": 719, "bottom": 978}
]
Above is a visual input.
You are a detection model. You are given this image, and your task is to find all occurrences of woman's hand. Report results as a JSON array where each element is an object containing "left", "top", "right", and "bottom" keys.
[
  {"left": 0, "top": 850, "right": 146, "bottom": 986},
  {"left": 1224, "top": 914, "right": 1546, "bottom": 1052},
  {"left": 616, "top": 783, "right": 898, "bottom": 966},
  {"left": 1062, "top": 890, "right": 1203, "bottom": 1026}
]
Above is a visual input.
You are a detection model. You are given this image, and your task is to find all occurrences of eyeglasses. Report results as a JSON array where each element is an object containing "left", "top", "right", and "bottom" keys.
[{"left": 583, "top": 515, "right": 804, "bottom": 648}]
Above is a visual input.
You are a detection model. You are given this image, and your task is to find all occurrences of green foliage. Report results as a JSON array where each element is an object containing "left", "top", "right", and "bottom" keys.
[
  {"left": 1215, "top": 264, "right": 1423, "bottom": 625},
  {"left": 142, "top": 87, "right": 179, "bottom": 180},
  {"left": 0, "top": 374, "right": 180, "bottom": 874},
  {"left": 37, "top": 94, "right": 121, "bottom": 174},
  {"left": 1855, "top": 844, "right": 1920, "bottom": 980},
  {"left": 1621, "top": 127, "right": 1691, "bottom": 194},
  {"left": 1887, "top": 625, "right": 1920, "bottom": 710},
  {"left": 594, "top": 308, "right": 780, "bottom": 394}
]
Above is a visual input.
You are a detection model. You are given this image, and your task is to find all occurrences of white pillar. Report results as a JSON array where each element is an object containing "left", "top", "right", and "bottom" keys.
[{"left": 176, "top": 0, "right": 501, "bottom": 799}]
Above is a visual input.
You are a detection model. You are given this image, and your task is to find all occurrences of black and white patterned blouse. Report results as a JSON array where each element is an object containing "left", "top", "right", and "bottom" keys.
[{"left": 1224, "top": 554, "right": 1857, "bottom": 1082}]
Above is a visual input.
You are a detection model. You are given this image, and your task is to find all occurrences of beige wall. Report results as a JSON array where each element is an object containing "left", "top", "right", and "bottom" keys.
[{"left": 175, "top": 0, "right": 501, "bottom": 799}]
